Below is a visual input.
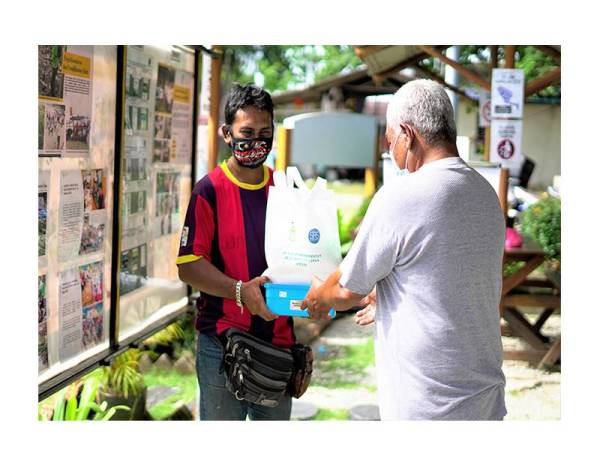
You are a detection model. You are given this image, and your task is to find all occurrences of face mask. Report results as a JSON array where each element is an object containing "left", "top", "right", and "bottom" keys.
[
  {"left": 230, "top": 137, "right": 273, "bottom": 168},
  {"left": 389, "top": 132, "right": 410, "bottom": 177}
]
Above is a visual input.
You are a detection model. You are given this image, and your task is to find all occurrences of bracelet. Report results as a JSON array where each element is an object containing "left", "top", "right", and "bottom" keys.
[{"left": 235, "top": 280, "right": 243, "bottom": 314}]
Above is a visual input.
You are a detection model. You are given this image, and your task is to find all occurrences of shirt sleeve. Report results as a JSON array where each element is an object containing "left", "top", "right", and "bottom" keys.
[
  {"left": 176, "top": 191, "right": 215, "bottom": 265},
  {"left": 339, "top": 189, "right": 401, "bottom": 296}
]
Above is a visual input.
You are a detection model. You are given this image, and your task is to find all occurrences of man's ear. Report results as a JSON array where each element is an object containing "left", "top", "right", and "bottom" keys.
[
  {"left": 221, "top": 124, "right": 231, "bottom": 143},
  {"left": 399, "top": 123, "right": 415, "bottom": 151}
]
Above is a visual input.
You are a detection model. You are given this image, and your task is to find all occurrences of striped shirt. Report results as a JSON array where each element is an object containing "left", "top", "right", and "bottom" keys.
[{"left": 177, "top": 161, "right": 295, "bottom": 348}]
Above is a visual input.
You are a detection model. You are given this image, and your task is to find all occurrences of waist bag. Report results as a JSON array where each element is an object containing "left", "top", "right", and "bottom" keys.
[{"left": 219, "top": 328, "right": 313, "bottom": 408}]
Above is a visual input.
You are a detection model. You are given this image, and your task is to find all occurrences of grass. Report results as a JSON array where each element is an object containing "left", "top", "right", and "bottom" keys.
[
  {"left": 311, "top": 338, "right": 375, "bottom": 389},
  {"left": 314, "top": 408, "right": 350, "bottom": 420},
  {"left": 143, "top": 369, "right": 198, "bottom": 420}
]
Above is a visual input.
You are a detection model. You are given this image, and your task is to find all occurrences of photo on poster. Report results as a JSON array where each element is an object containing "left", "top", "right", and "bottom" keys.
[
  {"left": 39, "top": 322, "right": 49, "bottom": 372},
  {"left": 153, "top": 113, "right": 172, "bottom": 139},
  {"left": 152, "top": 139, "right": 170, "bottom": 163},
  {"left": 38, "top": 274, "right": 49, "bottom": 372},
  {"left": 138, "top": 107, "right": 149, "bottom": 131},
  {"left": 38, "top": 192, "right": 48, "bottom": 257},
  {"left": 82, "top": 169, "right": 106, "bottom": 211},
  {"left": 38, "top": 45, "right": 65, "bottom": 99},
  {"left": 41, "top": 102, "right": 66, "bottom": 151},
  {"left": 125, "top": 190, "right": 147, "bottom": 216},
  {"left": 82, "top": 303, "right": 104, "bottom": 349},
  {"left": 66, "top": 112, "right": 91, "bottom": 150},
  {"left": 155, "top": 64, "right": 175, "bottom": 114},
  {"left": 80, "top": 214, "right": 105, "bottom": 255},
  {"left": 120, "top": 243, "right": 148, "bottom": 296},
  {"left": 79, "top": 261, "right": 103, "bottom": 308},
  {"left": 155, "top": 172, "right": 180, "bottom": 236}
]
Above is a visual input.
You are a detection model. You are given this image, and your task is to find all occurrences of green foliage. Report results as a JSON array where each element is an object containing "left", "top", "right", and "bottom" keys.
[
  {"left": 143, "top": 370, "right": 198, "bottom": 420},
  {"left": 39, "top": 376, "right": 130, "bottom": 421},
  {"left": 221, "top": 45, "right": 363, "bottom": 93},
  {"left": 142, "top": 315, "right": 196, "bottom": 360},
  {"left": 312, "top": 338, "right": 375, "bottom": 389},
  {"left": 314, "top": 408, "right": 350, "bottom": 420},
  {"left": 518, "top": 195, "right": 561, "bottom": 261},
  {"left": 101, "top": 348, "right": 146, "bottom": 398},
  {"left": 503, "top": 260, "right": 526, "bottom": 277},
  {"left": 338, "top": 196, "right": 373, "bottom": 255}
]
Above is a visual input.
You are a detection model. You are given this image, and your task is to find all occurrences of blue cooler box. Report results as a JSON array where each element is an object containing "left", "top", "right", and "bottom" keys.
[{"left": 264, "top": 283, "right": 336, "bottom": 318}]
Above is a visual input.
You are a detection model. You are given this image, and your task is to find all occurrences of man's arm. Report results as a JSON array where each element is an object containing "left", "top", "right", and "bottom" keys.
[
  {"left": 178, "top": 258, "right": 277, "bottom": 321},
  {"left": 300, "top": 268, "right": 366, "bottom": 320}
]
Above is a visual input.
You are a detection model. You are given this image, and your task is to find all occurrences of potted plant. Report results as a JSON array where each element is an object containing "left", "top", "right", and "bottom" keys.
[
  {"left": 39, "top": 375, "right": 130, "bottom": 421},
  {"left": 97, "top": 348, "right": 148, "bottom": 420},
  {"left": 518, "top": 193, "right": 561, "bottom": 274}
]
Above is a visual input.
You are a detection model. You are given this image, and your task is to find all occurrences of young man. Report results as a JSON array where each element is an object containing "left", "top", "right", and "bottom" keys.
[{"left": 177, "top": 84, "right": 294, "bottom": 421}]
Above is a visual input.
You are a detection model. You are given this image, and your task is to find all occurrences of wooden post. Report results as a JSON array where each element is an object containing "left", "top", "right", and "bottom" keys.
[
  {"left": 499, "top": 167, "right": 509, "bottom": 218},
  {"left": 276, "top": 126, "right": 291, "bottom": 172},
  {"left": 504, "top": 45, "right": 516, "bottom": 68},
  {"left": 490, "top": 45, "right": 499, "bottom": 70},
  {"left": 364, "top": 127, "right": 380, "bottom": 197},
  {"left": 484, "top": 128, "right": 491, "bottom": 162},
  {"left": 207, "top": 46, "right": 223, "bottom": 171}
]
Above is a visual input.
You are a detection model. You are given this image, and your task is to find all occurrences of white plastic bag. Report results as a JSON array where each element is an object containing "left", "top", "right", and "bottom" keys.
[{"left": 262, "top": 167, "right": 342, "bottom": 284}]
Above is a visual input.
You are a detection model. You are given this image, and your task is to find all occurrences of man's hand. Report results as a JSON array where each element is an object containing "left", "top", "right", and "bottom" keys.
[
  {"left": 241, "top": 276, "right": 277, "bottom": 321},
  {"left": 300, "top": 276, "right": 333, "bottom": 320},
  {"left": 354, "top": 288, "right": 376, "bottom": 326}
]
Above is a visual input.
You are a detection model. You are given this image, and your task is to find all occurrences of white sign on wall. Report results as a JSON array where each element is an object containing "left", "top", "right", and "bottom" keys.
[
  {"left": 479, "top": 90, "right": 491, "bottom": 127},
  {"left": 491, "top": 68, "right": 525, "bottom": 119},
  {"left": 490, "top": 119, "right": 523, "bottom": 169}
]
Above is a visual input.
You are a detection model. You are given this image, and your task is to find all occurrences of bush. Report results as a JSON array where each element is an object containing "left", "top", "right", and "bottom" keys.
[{"left": 518, "top": 194, "right": 561, "bottom": 262}]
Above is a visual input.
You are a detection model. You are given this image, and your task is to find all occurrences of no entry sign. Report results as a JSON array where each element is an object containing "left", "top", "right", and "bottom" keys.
[
  {"left": 490, "top": 119, "right": 522, "bottom": 168},
  {"left": 479, "top": 90, "right": 491, "bottom": 128}
]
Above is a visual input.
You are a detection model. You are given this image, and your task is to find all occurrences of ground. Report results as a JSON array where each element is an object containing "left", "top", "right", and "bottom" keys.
[{"left": 295, "top": 311, "right": 560, "bottom": 420}]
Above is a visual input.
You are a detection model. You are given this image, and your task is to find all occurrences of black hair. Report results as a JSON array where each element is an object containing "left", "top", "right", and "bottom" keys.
[{"left": 224, "top": 84, "right": 274, "bottom": 126}]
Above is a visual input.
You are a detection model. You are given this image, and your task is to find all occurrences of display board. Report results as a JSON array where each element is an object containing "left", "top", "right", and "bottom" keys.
[
  {"left": 118, "top": 45, "right": 195, "bottom": 341},
  {"left": 283, "top": 112, "right": 378, "bottom": 168},
  {"left": 38, "top": 46, "right": 117, "bottom": 383}
]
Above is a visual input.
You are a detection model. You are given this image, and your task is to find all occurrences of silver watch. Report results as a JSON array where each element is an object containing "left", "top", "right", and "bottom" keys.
[{"left": 235, "top": 280, "right": 243, "bottom": 313}]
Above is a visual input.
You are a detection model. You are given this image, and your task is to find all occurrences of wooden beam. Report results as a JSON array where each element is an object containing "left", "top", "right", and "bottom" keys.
[
  {"left": 417, "top": 45, "right": 491, "bottom": 90},
  {"left": 499, "top": 167, "right": 509, "bottom": 218},
  {"left": 534, "top": 45, "right": 561, "bottom": 63},
  {"left": 207, "top": 46, "right": 223, "bottom": 172},
  {"left": 504, "top": 45, "right": 516, "bottom": 68},
  {"left": 342, "top": 84, "right": 400, "bottom": 95},
  {"left": 372, "top": 47, "right": 450, "bottom": 79},
  {"left": 502, "top": 254, "right": 545, "bottom": 296},
  {"left": 502, "top": 308, "right": 548, "bottom": 350},
  {"left": 501, "top": 294, "right": 561, "bottom": 309},
  {"left": 354, "top": 45, "right": 391, "bottom": 58},
  {"left": 503, "top": 349, "right": 548, "bottom": 363},
  {"left": 524, "top": 67, "right": 561, "bottom": 97},
  {"left": 538, "top": 336, "right": 561, "bottom": 369},
  {"left": 412, "top": 65, "right": 477, "bottom": 106},
  {"left": 490, "top": 45, "right": 499, "bottom": 70}
]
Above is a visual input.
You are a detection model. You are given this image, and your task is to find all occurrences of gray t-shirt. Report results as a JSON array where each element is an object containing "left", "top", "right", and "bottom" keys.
[{"left": 340, "top": 157, "right": 507, "bottom": 420}]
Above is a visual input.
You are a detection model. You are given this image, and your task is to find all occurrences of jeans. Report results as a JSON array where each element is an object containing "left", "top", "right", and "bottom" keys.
[{"left": 196, "top": 333, "right": 292, "bottom": 420}]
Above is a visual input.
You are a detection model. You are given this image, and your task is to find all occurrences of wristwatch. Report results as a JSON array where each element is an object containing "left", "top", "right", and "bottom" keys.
[{"left": 235, "top": 280, "right": 244, "bottom": 313}]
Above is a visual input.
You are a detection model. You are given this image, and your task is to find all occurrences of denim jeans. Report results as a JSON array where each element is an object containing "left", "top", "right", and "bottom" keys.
[{"left": 196, "top": 333, "right": 292, "bottom": 420}]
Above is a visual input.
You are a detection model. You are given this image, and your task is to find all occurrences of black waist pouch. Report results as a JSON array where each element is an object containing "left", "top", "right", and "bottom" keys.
[{"left": 219, "top": 328, "right": 312, "bottom": 408}]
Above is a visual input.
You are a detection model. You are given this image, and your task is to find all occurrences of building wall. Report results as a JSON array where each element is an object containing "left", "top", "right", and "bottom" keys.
[{"left": 456, "top": 102, "right": 561, "bottom": 189}]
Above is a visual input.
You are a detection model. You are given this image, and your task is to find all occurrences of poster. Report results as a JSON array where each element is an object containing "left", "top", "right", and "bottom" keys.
[
  {"left": 59, "top": 261, "right": 105, "bottom": 361},
  {"left": 171, "top": 70, "right": 194, "bottom": 164},
  {"left": 154, "top": 170, "right": 180, "bottom": 237},
  {"left": 120, "top": 243, "right": 148, "bottom": 296},
  {"left": 490, "top": 119, "right": 523, "bottom": 169},
  {"left": 39, "top": 45, "right": 93, "bottom": 157},
  {"left": 38, "top": 171, "right": 50, "bottom": 263},
  {"left": 491, "top": 68, "right": 525, "bottom": 119},
  {"left": 59, "top": 169, "right": 107, "bottom": 262},
  {"left": 478, "top": 89, "right": 491, "bottom": 128},
  {"left": 39, "top": 274, "right": 49, "bottom": 372}
]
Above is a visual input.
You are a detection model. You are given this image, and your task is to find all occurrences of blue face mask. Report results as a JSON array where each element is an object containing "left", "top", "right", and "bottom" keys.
[{"left": 389, "top": 132, "right": 410, "bottom": 177}]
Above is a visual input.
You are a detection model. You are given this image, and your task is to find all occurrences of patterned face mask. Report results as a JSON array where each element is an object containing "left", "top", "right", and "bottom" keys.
[{"left": 230, "top": 137, "right": 273, "bottom": 168}]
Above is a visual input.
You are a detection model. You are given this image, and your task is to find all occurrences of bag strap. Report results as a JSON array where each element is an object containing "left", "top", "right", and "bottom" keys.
[{"left": 286, "top": 166, "right": 308, "bottom": 192}]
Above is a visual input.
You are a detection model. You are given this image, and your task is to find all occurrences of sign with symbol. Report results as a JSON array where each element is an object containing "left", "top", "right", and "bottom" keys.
[
  {"left": 479, "top": 90, "right": 491, "bottom": 127},
  {"left": 490, "top": 119, "right": 522, "bottom": 168},
  {"left": 491, "top": 69, "right": 525, "bottom": 119}
]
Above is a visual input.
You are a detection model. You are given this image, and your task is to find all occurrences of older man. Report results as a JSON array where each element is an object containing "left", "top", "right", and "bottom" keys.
[{"left": 302, "top": 79, "right": 507, "bottom": 420}]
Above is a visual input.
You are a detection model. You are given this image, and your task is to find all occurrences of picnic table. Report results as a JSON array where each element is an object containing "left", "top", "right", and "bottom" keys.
[{"left": 501, "top": 235, "right": 561, "bottom": 368}]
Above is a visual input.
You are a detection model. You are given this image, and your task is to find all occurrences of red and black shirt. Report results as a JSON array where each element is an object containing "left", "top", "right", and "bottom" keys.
[{"left": 177, "top": 162, "right": 295, "bottom": 348}]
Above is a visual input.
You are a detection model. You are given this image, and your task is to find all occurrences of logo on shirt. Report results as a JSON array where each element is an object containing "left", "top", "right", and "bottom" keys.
[
  {"left": 308, "top": 228, "right": 320, "bottom": 244},
  {"left": 180, "top": 226, "right": 189, "bottom": 247}
]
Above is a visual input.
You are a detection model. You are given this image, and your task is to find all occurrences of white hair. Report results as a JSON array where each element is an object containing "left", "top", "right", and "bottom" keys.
[{"left": 386, "top": 79, "right": 457, "bottom": 146}]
